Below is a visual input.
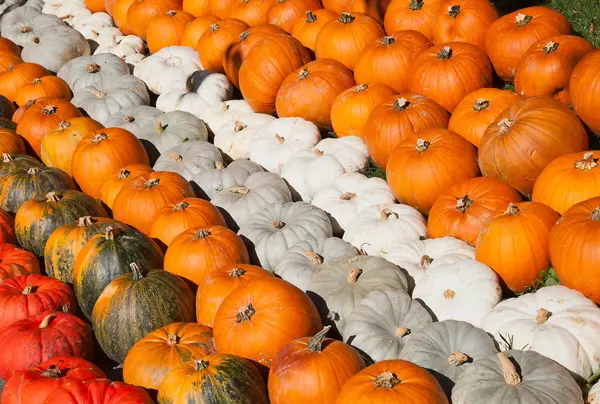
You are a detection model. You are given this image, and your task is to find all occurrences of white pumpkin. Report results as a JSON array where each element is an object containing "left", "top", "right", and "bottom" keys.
[
  {"left": 481, "top": 285, "right": 600, "bottom": 379},
  {"left": 193, "top": 160, "right": 264, "bottom": 200},
  {"left": 153, "top": 140, "right": 223, "bottom": 181},
  {"left": 42, "top": 0, "right": 88, "bottom": 23},
  {"left": 24, "top": 0, "right": 44, "bottom": 10},
  {"left": 123, "top": 53, "right": 145, "bottom": 72},
  {"left": 1, "top": 7, "right": 64, "bottom": 47},
  {"left": 156, "top": 70, "right": 234, "bottom": 117},
  {"left": 380, "top": 236, "right": 475, "bottom": 291},
  {"left": 238, "top": 201, "right": 333, "bottom": 271},
  {"left": 93, "top": 34, "right": 145, "bottom": 58},
  {"left": 102, "top": 105, "right": 161, "bottom": 136},
  {"left": 274, "top": 237, "right": 358, "bottom": 291},
  {"left": 86, "top": 27, "right": 123, "bottom": 53},
  {"left": 412, "top": 259, "right": 502, "bottom": 327},
  {"left": 71, "top": 12, "right": 113, "bottom": 36},
  {"left": 202, "top": 100, "right": 254, "bottom": 134},
  {"left": 248, "top": 117, "right": 321, "bottom": 175},
  {"left": 281, "top": 136, "right": 369, "bottom": 202},
  {"left": 0, "top": 0, "right": 28, "bottom": 19},
  {"left": 311, "top": 172, "right": 395, "bottom": 235},
  {"left": 57, "top": 53, "right": 130, "bottom": 92},
  {"left": 211, "top": 172, "right": 292, "bottom": 230},
  {"left": 133, "top": 46, "right": 202, "bottom": 95},
  {"left": 21, "top": 25, "right": 91, "bottom": 72},
  {"left": 71, "top": 74, "right": 150, "bottom": 124},
  {"left": 343, "top": 203, "right": 426, "bottom": 256},
  {"left": 213, "top": 113, "right": 276, "bottom": 160},
  {"left": 590, "top": 382, "right": 600, "bottom": 404}
]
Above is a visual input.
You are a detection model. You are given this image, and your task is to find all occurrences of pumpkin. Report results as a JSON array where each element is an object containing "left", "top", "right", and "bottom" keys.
[
  {"left": 201, "top": 100, "right": 256, "bottom": 133},
  {"left": 0, "top": 38, "right": 21, "bottom": 57},
  {"left": 197, "top": 19, "right": 249, "bottom": 73},
  {"left": 214, "top": 113, "right": 276, "bottom": 160},
  {"left": 86, "top": 0, "right": 106, "bottom": 12},
  {"left": 448, "top": 88, "right": 520, "bottom": 148},
  {"left": 484, "top": 6, "right": 572, "bottom": 82},
  {"left": 239, "top": 33, "right": 312, "bottom": 114},
  {"left": 92, "top": 264, "right": 195, "bottom": 363},
  {"left": 183, "top": 0, "right": 210, "bottom": 16},
  {"left": 113, "top": 0, "right": 137, "bottom": 34},
  {"left": 16, "top": 97, "right": 82, "bottom": 158},
  {"left": 0, "top": 212, "right": 18, "bottom": 245},
  {"left": 0, "top": 63, "right": 49, "bottom": 104},
  {"left": 103, "top": 106, "right": 161, "bottom": 140},
  {"left": 126, "top": 0, "right": 184, "bottom": 39},
  {"left": 364, "top": 94, "right": 450, "bottom": 170},
  {"left": 479, "top": 96, "right": 588, "bottom": 197},
  {"left": 181, "top": 14, "right": 221, "bottom": 48},
  {"left": 267, "top": 0, "right": 323, "bottom": 33},
  {"left": 43, "top": 379, "right": 154, "bottom": 404},
  {"left": 0, "top": 8, "right": 62, "bottom": 48},
  {"left": 428, "top": 177, "right": 523, "bottom": 246},
  {"left": 336, "top": 359, "right": 449, "bottom": 403},
  {"left": 0, "top": 99, "right": 15, "bottom": 122},
  {"left": 214, "top": 276, "right": 322, "bottom": 367},
  {"left": 515, "top": 35, "right": 594, "bottom": 104},
  {"left": 0, "top": 154, "right": 42, "bottom": 179},
  {"left": 0, "top": 52, "right": 23, "bottom": 77},
  {"left": 153, "top": 141, "right": 222, "bottom": 181},
  {"left": 354, "top": 31, "right": 431, "bottom": 93},
  {"left": 0, "top": 129, "right": 26, "bottom": 155},
  {"left": 56, "top": 53, "right": 130, "bottom": 93},
  {"left": 410, "top": 42, "right": 492, "bottom": 112},
  {"left": 146, "top": 10, "right": 195, "bottom": 54},
  {"left": 123, "top": 322, "right": 216, "bottom": 390},
  {"left": 99, "top": 164, "right": 154, "bottom": 210},
  {"left": 432, "top": 0, "right": 498, "bottom": 49},
  {"left": 571, "top": 49, "right": 600, "bottom": 134},
  {"left": 194, "top": 159, "right": 264, "bottom": 200},
  {"left": 276, "top": 59, "right": 355, "bottom": 128},
  {"left": 269, "top": 326, "right": 366, "bottom": 403},
  {"left": 315, "top": 12, "right": 384, "bottom": 70},
  {"left": 15, "top": 190, "right": 108, "bottom": 256},
  {"left": 291, "top": 9, "right": 338, "bottom": 51},
  {"left": 208, "top": 0, "right": 237, "bottom": 17},
  {"left": 0, "top": 310, "right": 95, "bottom": 381},
  {"left": 14, "top": 76, "right": 72, "bottom": 107},
  {"left": 12, "top": 104, "right": 31, "bottom": 125},
  {"left": 229, "top": 0, "right": 277, "bottom": 27},
  {"left": 321, "top": 0, "right": 350, "bottom": 13},
  {"left": 157, "top": 354, "right": 269, "bottom": 404},
  {"left": 383, "top": 0, "right": 445, "bottom": 40}
]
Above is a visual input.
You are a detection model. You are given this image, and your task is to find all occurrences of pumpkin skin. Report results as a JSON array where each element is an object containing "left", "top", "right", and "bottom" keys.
[
  {"left": 197, "top": 19, "right": 250, "bottom": 74},
  {"left": 123, "top": 322, "right": 216, "bottom": 390},
  {"left": 432, "top": 0, "right": 498, "bottom": 50},
  {"left": 213, "top": 276, "right": 323, "bottom": 367},
  {"left": 146, "top": 10, "right": 195, "bottom": 54},
  {"left": 336, "top": 359, "right": 449, "bottom": 404},
  {"left": 428, "top": 177, "right": 523, "bottom": 246},
  {"left": 99, "top": 164, "right": 154, "bottom": 210},
  {"left": 475, "top": 202, "right": 559, "bottom": 293},
  {"left": 0, "top": 208, "right": 16, "bottom": 246},
  {"left": 354, "top": 31, "right": 431, "bottom": 93},
  {"left": 43, "top": 379, "right": 154, "bottom": 404},
  {"left": 291, "top": 9, "right": 338, "bottom": 51},
  {"left": 383, "top": 0, "right": 445, "bottom": 40},
  {"left": 0, "top": 98, "right": 16, "bottom": 121},
  {"left": 276, "top": 59, "right": 356, "bottom": 128},
  {"left": 73, "top": 225, "right": 164, "bottom": 321},
  {"left": 484, "top": 6, "right": 572, "bottom": 82},
  {"left": 15, "top": 190, "right": 109, "bottom": 256},
  {"left": 315, "top": 12, "right": 385, "bottom": 70},
  {"left": 157, "top": 354, "right": 269, "bottom": 404},
  {"left": 229, "top": 0, "right": 277, "bottom": 27},
  {"left": 86, "top": 0, "right": 107, "bottom": 12},
  {"left": 268, "top": 326, "right": 366, "bottom": 404},
  {"left": 239, "top": 33, "right": 312, "bottom": 114},
  {"left": 14, "top": 77, "right": 72, "bottom": 107},
  {"left": 0, "top": 52, "right": 23, "bottom": 76},
  {"left": 478, "top": 96, "right": 588, "bottom": 197},
  {"left": 0, "top": 38, "right": 20, "bottom": 57},
  {"left": 386, "top": 129, "right": 479, "bottom": 215},
  {"left": 570, "top": 49, "right": 600, "bottom": 134},
  {"left": 181, "top": 15, "right": 221, "bottom": 48},
  {"left": 92, "top": 265, "right": 196, "bottom": 363},
  {"left": 0, "top": 129, "right": 26, "bottom": 155},
  {"left": 267, "top": 0, "right": 323, "bottom": 33},
  {"left": 364, "top": 93, "right": 450, "bottom": 170},
  {"left": 0, "top": 63, "right": 49, "bottom": 104},
  {"left": 0, "top": 154, "right": 42, "bottom": 179},
  {"left": 209, "top": 0, "right": 237, "bottom": 17},
  {"left": 126, "top": 0, "right": 184, "bottom": 40},
  {"left": 448, "top": 88, "right": 520, "bottom": 148},
  {"left": 0, "top": 243, "right": 39, "bottom": 281},
  {"left": 183, "top": 0, "right": 210, "bottom": 16},
  {"left": 113, "top": 0, "right": 137, "bottom": 34},
  {"left": 410, "top": 42, "right": 492, "bottom": 112}
]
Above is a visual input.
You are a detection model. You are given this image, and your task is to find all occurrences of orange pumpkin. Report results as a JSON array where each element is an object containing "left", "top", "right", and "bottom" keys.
[
  {"left": 71, "top": 128, "right": 150, "bottom": 199},
  {"left": 348, "top": 0, "right": 391, "bottom": 23},
  {"left": 476, "top": 202, "right": 559, "bottom": 293},
  {"left": 0, "top": 209, "right": 17, "bottom": 245},
  {"left": 195, "top": 263, "right": 272, "bottom": 327},
  {"left": 276, "top": 58, "right": 355, "bottom": 128},
  {"left": 315, "top": 12, "right": 385, "bottom": 70},
  {"left": 239, "top": 33, "right": 312, "bottom": 114},
  {"left": 330, "top": 83, "right": 396, "bottom": 138},
  {"left": 571, "top": 49, "right": 600, "bottom": 134},
  {"left": 448, "top": 88, "right": 521, "bottom": 148},
  {"left": 336, "top": 359, "right": 449, "bottom": 404},
  {"left": 291, "top": 9, "right": 338, "bottom": 51},
  {"left": 0, "top": 63, "right": 49, "bottom": 104},
  {"left": 364, "top": 93, "right": 450, "bottom": 170},
  {"left": 267, "top": 0, "right": 323, "bottom": 33},
  {"left": 0, "top": 52, "right": 22, "bottom": 75},
  {"left": 41, "top": 117, "right": 104, "bottom": 175},
  {"left": 410, "top": 42, "right": 492, "bottom": 112},
  {"left": 149, "top": 197, "right": 226, "bottom": 247},
  {"left": 322, "top": 0, "right": 350, "bottom": 13},
  {"left": 383, "top": 0, "right": 445, "bottom": 40},
  {"left": 209, "top": 0, "right": 237, "bottom": 17},
  {"left": 197, "top": 18, "right": 249, "bottom": 73},
  {"left": 386, "top": 128, "right": 479, "bottom": 214},
  {"left": 478, "top": 96, "right": 588, "bottom": 197},
  {"left": 181, "top": 15, "right": 221, "bottom": 48},
  {"left": 0, "top": 38, "right": 20, "bottom": 57},
  {"left": 106, "top": 0, "right": 119, "bottom": 15},
  {"left": 354, "top": 31, "right": 431, "bottom": 93},
  {"left": 86, "top": 0, "right": 106, "bottom": 12},
  {"left": 183, "top": 0, "right": 210, "bottom": 15},
  {"left": 14, "top": 77, "right": 71, "bottom": 107},
  {"left": 146, "top": 10, "right": 195, "bottom": 53},
  {"left": 428, "top": 176, "right": 523, "bottom": 246},
  {"left": 164, "top": 225, "right": 250, "bottom": 285},
  {"left": 484, "top": 6, "right": 572, "bottom": 82},
  {"left": 127, "top": 0, "right": 184, "bottom": 39},
  {"left": 229, "top": 0, "right": 277, "bottom": 27},
  {"left": 100, "top": 164, "right": 155, "bottom": 210},
  {"left": 0, "top": 129, "right": 26, "bottom": 155},
  {"left": 432, "top": 0, "right": 498, "bottom": 49},
  {"left": 113, "top": 0, "right": 138, "bottom": 34}
]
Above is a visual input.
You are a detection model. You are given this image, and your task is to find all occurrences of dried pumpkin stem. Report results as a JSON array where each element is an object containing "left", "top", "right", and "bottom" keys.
[
  {"left": 39, "top": 313, "right": 56, "bottom": 329},
  {"left": 516, "top": 13, "right": 532, "bottom": 26},
  {"left": 144, "top": 178, "right": 161, "bottom": 188},
  {"left": 374, "top": 371, "right": 401, "bottom": 388},
  {"left": 448, "top": 352, "right": 469, "bottom": 366},
  {"left": 233, "top": 121, "right": 247, "bottom": 132},
  {"left": 91, "top": 89, "right": 107, "bottom": 98},
  {"left": 87, "top": 63, "right": 101, "bottom": 73},
  {"left": 339, "top": 12, "right": 355, "bottom": 23},
  {"left": 299, "top": 69, "right": 310, "bottom": 80},
  {"left": 443, "top": 289, "right": 456, "bottom": 299},
  {"left": 209, "top": 23, "right": 220, "bottom": 32},
  {"left": 438, "top": 46, "right": 453, "bottom": 59},
  {"left": 27, "top": 167, "right": 40, "bottom": 175},
  {"left": 305, "top": 10, "right": 317, "bottom": 22},
  {"left": 22, "top": 284, "right": 36, "bottom": 295},
  {"left": 46, "top": 192, "right": 60, "bottom": 203},
  {"left": 536, "top": 308, "right": 550, "bottom": 324},
  {"left": 381, "top": 36, "right": 395, "bottom": 46},
  {"left": 124, "top": 115, "right": 135, "bottom": 122},
  {"left": 393, "top": 97, "right": 410, "bottom": 111},
  {"left": 456, "top": 195, "right": 473, "bottom": 213},
  {"left": 347, "top": 267, "right": 363, "bottom": 283},
  {"left": 41, "top": 105, "right": 57, "bottom": 115},
  {"left": 420, "top": 254, "right": 433, "bottom": 269},
  {"left": 574, "top": 152, "right": 598, "bottom": 170},
  {"left": 543, "top": 41, "right": 559, "bottom": 53},
  {"left": 228, "top": 268, "right": 246, "bottom": 278},
  {"left": 236, "top": 303, "right": 256, "bottom": 323},
  {"left": 275, "top": 134, "right": 285, "bottom": 144},
  {"left": 167, "top": 10, "right": 177, "bottom": 16},
  {"left": 104, "top": 226, "right": 115, "bottom": 240},
  {"left": 307, "top": 325, "right": 331, "bottom": 352},
  {"left": 395, "top": 327, "right": 410, "bottom": 337},
  {"left": 167, "top": 333, "right": 180, "bottom": 346},
  {"left": 273, "top": 220, "right": 285, "bottom": 229},
  {"left": 305, "top": 250, "right": 324, "bottom": 265},
  {"left": 237, "top": 31, "right": 250, "bottom": 43},
  {"left": 591, "top": 208, "right": 600, "bottom": 221},
  {"left": 497, "top": 352, "right": 521, "bottom": 385},
  {"left": 26, "top": 99, "right": 36, "bottom": 108},
  {"left": 58, "top": 120, "right": 71, "bottom": 131},
  {"left": 473, "top": 99, "right": 490, "bottom": 111},
  {"left": 20, "top": 26, "right": 33, "bottom": 33},
  {"left": 340, "top": 192, "right": 357, "bottom": 200},
  {"left": 173, "top": 201, "right": 189, "bottom": 211},
  {"left": 215, "top": 161, "right": 225, "bottom": 169},
  {"left": 32, "top": 37, "right": 40, "bottom": 44},
  {"left": 497, "top": 118, "right": 514, "bottom": 135},
  {"left": 448, "top": 4, "right": 460, "bottom": 17},
  {"left": 156, "top": 120, "right": 167, "bottom": 133},
  {"left": 118, "top": 169, "right": 131, "bottom": 179},
  {"left": 130, "top": 262, "right": 144, "bottom": 280},
  {"left": 415, "top": 138, "right": 430, "bottom": 152},
  {"left": 504, "top": 203, "right": 519, "bottom": 215},
  {"left": 194, "top": 229, "right": 211, "bottom": 239},
  {"left": 32, "top": 78, "right": 42, "bottom": 84},
  {"left": 168, "top": 152, "right": 183, "bottom": 163},
  {"left": 78, "top": 216, "right": 93, "bottom": 227},
  {"left": 230, "top": 186, "right": 250, "bottom": 194},
  {"left": 2, "top": 153, "right": 12, "bottom": 162},
  {"left": 91, "top": 133, "right": 108, "bottom": 144},
  {"left": 194, "top": 359, "right": 209, "bottom": 370},
  {"left": 313, "top": 148, "right": 324, "bottom": 156},
  {"left": 380, "top": 208, "right": 399, "bottom": 220},
  {"left": 409, "top": 0, "right": 423, "bottom": 10},
  {"left": 355, "top": 83, "right": 368, "bottom": 92},
  {"left": 40, "top": 365, "right": 62, "bottom": 378}
]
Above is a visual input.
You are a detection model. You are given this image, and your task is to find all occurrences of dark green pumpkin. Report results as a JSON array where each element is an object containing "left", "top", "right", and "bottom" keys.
[
  {"left": 0, "top": 153, "right": 42, "bottom": 179},
  {"left": 92, "top": 264, "right": 195, "bottom": 363},
  {"left": 0, "top": 166, "right": 75, "bottom": 213},
  {"left": 73, "top": 225, "right": 165, "bottom": 320},
  {"left": 14, "top": 190, "right": 108, "bottom": 256}
]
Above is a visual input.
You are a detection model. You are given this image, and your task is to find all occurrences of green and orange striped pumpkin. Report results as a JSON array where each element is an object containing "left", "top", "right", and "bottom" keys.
[{"left": 0, "top": 153, "right": 42, "bottom": 179}]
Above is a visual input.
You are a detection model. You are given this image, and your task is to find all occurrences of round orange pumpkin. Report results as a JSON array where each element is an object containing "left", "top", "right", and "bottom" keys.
[
  {"left": 0, "top": 242, "right": 39, "bottom": 280},
  {"left": 127, "top": 0, "right": 184, "bottom": 39},
  {"left": 14, "top": 77, "right": 72, "bottom": 107},
  {"left": 197, "top": 18, "right": 250, "bottom": 73},
  {"left": 183, "top": 0, "right": 210, "bottom": 15},
  {"left": 348, "top": 0, "right": 392, "bottom": 23},
  {"left": 383, "top": 0, "right": 445, "bottom": 40},
  {"left": 571, "top": 49, "right": 600, "bottom": 134},
  {"left": 267, "top": 0, "right": 323, "bottom": 33},
  {"left": 0, "top": 128, "right": 26, "bottom": 155},
  {"left": 291, "top": 9, "right": 338, "bottom": 51},
  {"left": 100, "top": 164, "right": 155, "bottom": 210},
  {"left": 181, "top": 14, "right": 221, "bottom": 48},
  {"left": 229, "top": 0, "right": 277, "bottom": 27},
  {"left": 0, "top": 63, "right": 49, "bottom": 104},
  {"left": 113, "top": 0, "right": 137, "bottom": 34},
  {"left": 432, "top": 0, "right": 498, "bottom": 49},
  {"left": 146, "top": 10, "right": 195, "bottom": 53},
  {"left": 209, "top": 0, "right": 237, "bottom": 17},
  {"left": 0, "top": 38, "right": 20, "bottom": 57},
  {"left": 322, "top": 0, "right": 350, "bottom": 13},
  {"left": 0, "top": 51, "right": 23, "bottom": 76}
]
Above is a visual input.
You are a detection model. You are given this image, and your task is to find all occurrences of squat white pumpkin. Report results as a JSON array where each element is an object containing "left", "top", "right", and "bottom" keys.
[
  {"left": 193, "top": 160, "right": 264, "bottom": 201},
  {"left": 153, "top": 141, "right": 223, "bottom": 182},
  {"left": 57, "top": 53, "right": 130, "bottom": 92},
  {"left": 213, "top": 113, "right": 276, "bottom": 160}
]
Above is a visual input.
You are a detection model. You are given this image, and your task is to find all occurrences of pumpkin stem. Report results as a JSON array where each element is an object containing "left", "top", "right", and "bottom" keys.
[
  {"left": 591, "top": 208, "right": 600, "bottom": 221},
  {"left": 22, "top": 284, "right": 36, "bottom": 295},
  {"left": 340, "top": 192, "right": 357, "bottom": 200},
  {"left": 456, "top": 195, "right": 473, "bottom": 213},
  {"left": 91, "top": 89, "right": 107, "bottom": 98},
  {"left": 497, "top": 352, "right": 521, "bottom": 385},
  {"left": 395, "top": 327, "right": 410, "bottom": 337},
  {"left": 2, "top": 153, "right": 12, "bottom": 162},
  {"left": 20, "top": 26, "right": 33, "bottom": 33},
  {"left": 415, "top": 138, "right": 430, "bottom": 152},
  {"left": 305, "top": 10, "right": 317, "bottom": 22},
  {"left": 233, "top": 121, "right": 247, "bottom": 132},
  {"left": 209, "top": 23, "right": 220, "bottom": 32},
  {"left": 173, "top": 201, "right": 189, "bottom": 211},
  {"left": 167, "top": 333, "right": 180, "bottom": 346},
  {"left": 32, "top": 37, "right": 40, "bottom": 44},
  {"left": 118, "top": 169, "right": 131, "bottom": 179},
  {"left": 194, "top": 229, "right": 211, "bottom": 239},
  {"left": 380, "top": 208, "right": 399, "bottom": 220},
  {"left": 504, "top": 203, "right": 519, "bottom": 215},
  {"left": 239, "top": 31, "right": 250, "bottom": 42},
  {"left": 381, "top": 36, "right": 395, "bottom": 46},
  {"left": 437, "top": 46, "right": 453, "bottom": 59},
  {"left": 194, "top": 359, "right": 209, "bottom": 370},
  {"left": 32, "top": 78, "right": 42, "bottom": 84},
  {"left": 393, "top": 97, "right": 410, "bottom": 111},
  {"left": 91, "top": 133, "right": 108, "bottom": 144},
  {"left": 420, "top": 254, "right": 433, "bottom": 269},
  {"left": 61, "top": 303, "right": 69, "bottom": 313},
  {"left": 305, "top": 250, "right": 324, "bottom": 265},
  {"left": 77, "top": 216, "right": 93, "bottom": 227},
  {"left": 273, "top": 220, "right": 285, "bottom": 229},
  {"left": 236, "top": 303, "right": 256, "bottom": 323},
  {"left": 168, "top": 152, "right": 183, "bottom": 163},
  {"left": 536, "top": 308, "right": 550, "bottom": 324},
  {"left": 409, "top": 0, "right": 423, "bottom": 10},
  {"left": 298, "top": 68, "right": 310, "bottom": 80},
  {"left": 574, "top": 152, "right": 598, "bottom": 170},
  {"left": 130, "top": 262, "right": 144, "bottom": 280},
  {"left": 314, "top": 148, "right": 324, "bottom": 156},
  {"left": 448, "top": 352, "right": 469, "bottom": 366},
  {"left": 275, "top": 134, "right": 285, "bottom": 144},
  {"left": 58, "top": 120, "right": 71, "bottom": 131},
  {"left": 167, "top": 9, "right": 177, "bottom": 16},
  {"left": 87, "top": 63, "right": 101, "bottom": 73},
  {"left": 156, "top": 120, "right": 167, "bottom": 133},
  {"left": 40, "top": 365, "right": 62, "bottom": 378},
  {"left": 41, "top": 105, "right": 57, "bottom": 115},
  {"left": 215, "top": 161, "right": 225, "bottom": 169},
  {"left": 355, "top": 83, "right": 368, "bottom": 92},
  {"left": 144, "top": 178, "right": 161, "bottom": 188},
  {"left": 230, "top": 186, "right": 250, "bottom": 195},
  {"left": 448, "top": 4, "right": 460, "bottom": 17},
  {"left": 543, "top": 41, "right": 559, "bottom": 53},
  {"left": 46, "top": 192, "right": 60, "bottom": 203},
  {"left": 228, "top": 267, "right": 247, "bottom": 278},
  {"left": 443, "top": 289, "right": 456, "bottom": 299},
  {"left": 374, "top": 371, "right": 401, "bottom": 388},
  {"left": 307, "top": 325, "right": 331, "bottom": 352},
  {"left": 124, "top": 115, "right": 135, "bottom": 122},
  {"left": 339, "top": 12, "right": 355, "bottom": 23},
  {"left": 104, "top": 226, "right": 115, "bottom": 240},
  {"left": 39, "top": 313, "right": 56, "bottom": 329},
  {"left": 473, "top": 99, "right": 490, "bottom": 111},
  {"left": 26, "top": 99, "right": 36, "bottom": 108},
  {"left": 516, "top": 13, "right": 532, "bottom": 26},
  {"left": 219, "top": 102, "right": 229, "bottom": 112},
  {"left": 497, "top": 118, "right": 513, "bottom": 135},
  {"left": 347, "top": 267, "right": 363, "bottom": 283},
  {"left": 27, "top": 167, "right": 40, "bottom": 174}
]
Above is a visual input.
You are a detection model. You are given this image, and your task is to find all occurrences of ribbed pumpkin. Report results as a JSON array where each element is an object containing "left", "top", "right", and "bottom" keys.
[
  {"left": 484, "top": 6, "right": 572, "bottom": 82},
  {"left": 291, "top": 10, "right": 338, "bottom": 51},
  {"left": 268, "top": 326, "right": 366, "bottom": 403},
  {"left": 383, "top": 0, "right": 445, "bottom": 40},
  {"left": 100, "top": 164, "right": 154, "bottom": 210},
  {"left": 197, "top": 18, "right": 250, "bottom": 73},
  {"left": 0, "top": 243, "right": 39, "bottom": 281},
  {"left": 157, "top": 354, "right": 269, "bottom": 404},
  {"left": 364, "top": 93, "right": 450, "bottom": 170},
  {"left": 73, "top": 225, "right": 164, "bottom": 320},
  {"left": 571, "top": 49, "right": 600, "bottom": 134},
  {"left": 354, "top": 31, "right": 431, "bottom": 93},
  {"left": 113, "top": 0, "right": 137, "bottom": 34},
  {"left": 92, "top": 264, "right": 196, "bottom": 363},
  {"left": 0, "top": 208, "right": 17, "bottom": 245},
  {"left": 181, "top": 15, "right": 221, "bottom": 48},
  {"left": 432, "top": 0, "right": 498, "bottom": 49},
  {"left": 428, "top": 177, "right": 523, "bottom": 246},
  {"left": 209, "top": 0, "right": 237, "bottom": 17},
  {"left": 0, "top": 63, "right": 49, "bottom": 104},
  {"left": 0, "top": 153, "right": 42, "bottom": 179},
  {"left": 267, "top": 0, "right": 323, "bottom": 33},
  {"left": 386, "top": 128, "right": 479, "bottom": 215},
  {"left": 276, "top": 59, "right": 356, "bottom": 128},
  {"left": 0, "top": 38, "right": 20, "bottom": 57},
  {"left": 239, "top": 33, "right": 312, "bottom": 114},
  {"left": 14, "top": 77, "right": 72, "bottom": 107},
  {"left": 229, "top": 0, "right": 277, "bottom": 27},
  {"left": 44, "top": 379, "right": 154, "bottom": 403},
  {"left": 410, "top": 42, "right": 492, "bottom": 112},
  {"left": 478, "top": 96, "right": 588, "bottom": 197},
  {"left": 164, "top": 225, "right": 250, "bottom": 285},
  {"left": 123, "top": 322, "right": 216, "bottom": 390},
  {"left": 15, "top": 190, "right": 108, "bottom": 256},
  {"left": 146, "top": 10, "right": 195, "bottom": 53},
  {"left": 183, "top": 0, "right": 210, "bottom": 16},
  {"left": 0, "top": 128, "right": 25, "bottom": 155},
  {"left": 126, "top": 0, "right": 184, "bottom": 40},
  {"left": 448, "top": 88, "right": 520, "bottom": 148},
  {"left": 71, "top": 128, "right": 150, "bottom": 200},
  {"left": 315, "top": 12, "right": 385, "bottom": 70},
  {"left": 0, "top": 51, "right": 22, "bottom": 74}
]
